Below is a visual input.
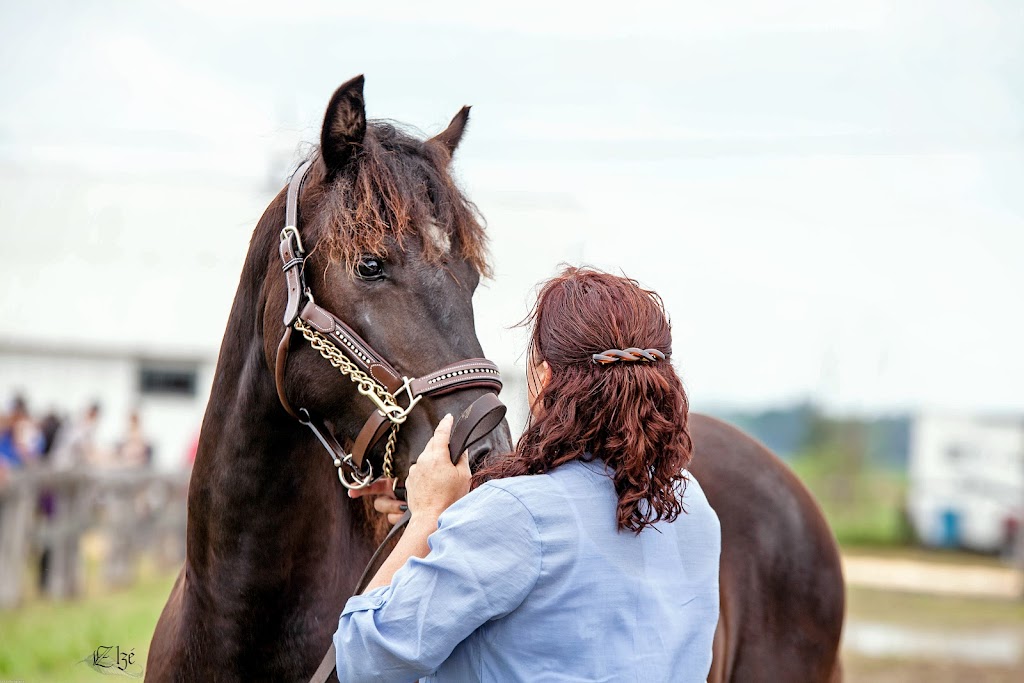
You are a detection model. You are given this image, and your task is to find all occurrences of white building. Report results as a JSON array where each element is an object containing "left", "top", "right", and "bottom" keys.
[
  {"left": 0, "top": 158, "right": 270, "bottom": 468},
  {"left": 908, "top": 413, "right": 1024, "bottom": 553}
]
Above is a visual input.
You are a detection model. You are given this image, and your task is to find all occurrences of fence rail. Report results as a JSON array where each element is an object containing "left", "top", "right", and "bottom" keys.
[{"left": 0, "top": 466, "right": 189, "bottom": 608}]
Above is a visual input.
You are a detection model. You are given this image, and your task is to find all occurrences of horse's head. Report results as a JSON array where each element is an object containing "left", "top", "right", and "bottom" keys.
[{"left": 262, "top": 75, "right": 511, "bottom": 487}]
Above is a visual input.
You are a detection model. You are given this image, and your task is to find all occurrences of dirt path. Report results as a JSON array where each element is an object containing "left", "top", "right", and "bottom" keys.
[{"left": 843, "top": 554, "right": 1023, "bottom": 599}]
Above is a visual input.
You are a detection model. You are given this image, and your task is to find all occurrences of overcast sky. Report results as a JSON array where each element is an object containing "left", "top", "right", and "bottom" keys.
[{"left": 1, "top": 0, "right": 1022, "bottom": 415}]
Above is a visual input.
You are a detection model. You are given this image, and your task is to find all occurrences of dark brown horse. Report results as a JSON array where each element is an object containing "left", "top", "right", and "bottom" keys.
[
  {"left": 146, "top": 75, "right": 512, "bottom": 681},
  {"left": 148, "top": 76, "right": 844, "bottom": 682},
  {"left": 693, "top": 416, "right": 845, "bottom": 682}
]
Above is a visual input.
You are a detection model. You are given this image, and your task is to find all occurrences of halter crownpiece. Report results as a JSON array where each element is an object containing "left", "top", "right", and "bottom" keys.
[{"left": 592, "top": 347, "right": 667, "bottom": 364}]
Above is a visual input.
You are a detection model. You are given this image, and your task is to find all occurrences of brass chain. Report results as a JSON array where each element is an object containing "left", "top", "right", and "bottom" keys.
[
  {"left": 293, "top": 318, "right": 401, "bottom": 479},
  {"left": 293, "top": 320, "right": 401, "bottom": 412},
  {"left": 382, "top": 428, "right": 398, "bottom": 480}
]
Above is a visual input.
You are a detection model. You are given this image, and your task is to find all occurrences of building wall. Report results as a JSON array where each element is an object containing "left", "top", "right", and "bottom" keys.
[{"left": 908, "top": 414, "right": 1024, "bottom": 551}]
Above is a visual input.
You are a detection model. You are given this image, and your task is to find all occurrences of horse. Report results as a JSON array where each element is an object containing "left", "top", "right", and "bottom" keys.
[
  {"left": 692, "top": 417, "right": 845, "bottom": 682},
  {"left": 148, "top": 75, "right": 844, "bottom": 682},
  {"left": 146, "top": 75, "right": 512, "bottom": 681}
]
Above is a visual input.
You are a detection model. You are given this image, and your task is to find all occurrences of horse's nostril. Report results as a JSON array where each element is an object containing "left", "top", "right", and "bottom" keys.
[{"left": 469, "top": 446, "right": 492, "bottom": 470}]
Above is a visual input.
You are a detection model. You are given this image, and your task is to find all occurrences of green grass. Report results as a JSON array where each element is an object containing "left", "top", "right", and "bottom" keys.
[
  {"left": 789, "top": 451, "right": 912, "bottom": 547},
  {"left": 0, "top": 568, "right": 177, "bottom": 682}
]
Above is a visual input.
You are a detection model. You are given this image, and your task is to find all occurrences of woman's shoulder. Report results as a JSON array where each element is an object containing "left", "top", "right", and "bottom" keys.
[
  {"left": 471, "top": 473, "right": 554, "bottom": 512},
  {"left": 475, "top": 460, "right": 595, "bottom": 498},
  {"left": 447, "top": 468, "right": 570, "bottom": 524},
  {"left": 437, "top": 477, "right": 546, "bottom": 546},
  {"left": 468, "top": 460, "right": 607, "bottom": 518}
]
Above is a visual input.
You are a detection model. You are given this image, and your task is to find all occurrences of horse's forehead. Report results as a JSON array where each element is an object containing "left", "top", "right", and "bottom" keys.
[{"left": 422, "top": 219, "right": 451, "bottom": 255}]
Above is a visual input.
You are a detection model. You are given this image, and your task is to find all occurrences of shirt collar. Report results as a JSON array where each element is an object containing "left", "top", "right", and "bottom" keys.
[{"left": 576, "top": 456, "right": 613, "bottom": 477}]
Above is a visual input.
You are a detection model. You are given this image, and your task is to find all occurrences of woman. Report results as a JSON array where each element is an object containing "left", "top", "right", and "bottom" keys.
[{"left": 336, "top": 267, "right": 721, "bottom": 681}]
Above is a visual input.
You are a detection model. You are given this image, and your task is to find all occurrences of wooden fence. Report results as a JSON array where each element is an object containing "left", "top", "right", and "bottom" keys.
[{"left": 0, "top": 467, "right": 189, "bottom": 608}]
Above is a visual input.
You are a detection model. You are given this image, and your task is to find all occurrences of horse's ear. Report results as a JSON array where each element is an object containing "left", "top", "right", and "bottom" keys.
[
  {"left": 321, "top": 75, "right": 367, "bottom": 173},
  {"left": 430, "top": 106, "right": 471, "bottom": 158}
]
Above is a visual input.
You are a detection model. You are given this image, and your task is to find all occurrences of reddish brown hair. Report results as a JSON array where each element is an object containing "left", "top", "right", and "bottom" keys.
[
  {"left": 475, "top": 267, "right": 692, "bottom": 533},
  {"left": 308, "top": 121, "right": 491, "bottom": 277}
]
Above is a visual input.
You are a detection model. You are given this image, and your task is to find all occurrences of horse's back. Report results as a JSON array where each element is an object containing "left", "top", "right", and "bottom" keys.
[{"left": 689, "top": 414, "right": 844, "bottom": 683}]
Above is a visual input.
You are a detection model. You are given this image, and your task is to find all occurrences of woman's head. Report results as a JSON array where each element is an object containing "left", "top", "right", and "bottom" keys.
[{"left": 477, "top": 266, "right": 692, "bottom": 533}]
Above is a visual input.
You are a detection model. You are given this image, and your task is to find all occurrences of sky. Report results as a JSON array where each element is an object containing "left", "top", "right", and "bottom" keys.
[{"left": 1, "top": 0, "right": 1022, "bottom": 415}]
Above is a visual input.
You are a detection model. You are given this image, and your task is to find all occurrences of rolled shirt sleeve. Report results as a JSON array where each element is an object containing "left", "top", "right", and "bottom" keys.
[{"left": 334, "top": 483, "right": 542, "bottom": 682}]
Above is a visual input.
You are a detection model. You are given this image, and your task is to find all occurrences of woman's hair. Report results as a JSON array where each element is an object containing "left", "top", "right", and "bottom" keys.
[{"left": 474, "top": 266, "right": 692, "bottom": 533}]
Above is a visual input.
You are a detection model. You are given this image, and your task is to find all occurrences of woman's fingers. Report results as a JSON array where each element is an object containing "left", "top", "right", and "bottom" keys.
[
  {"left": 347, "top": 478, "right": 395, "bottom": 499},
  {"left": 419, "top": 414, "right": 455, "bottom": 465},
  {"left": 348, "top": 413, "right": 461, "bottom": 526},
  {"left": 373, "top": 496, "right": 406, "bottom": 516},
  {"left": 404, "top": 414, "right": 472, "bottom": 519}
]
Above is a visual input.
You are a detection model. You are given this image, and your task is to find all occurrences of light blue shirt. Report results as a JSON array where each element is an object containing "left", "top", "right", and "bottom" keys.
[{"left": 335, "top": 459, "right": 721, "bottom": 682}]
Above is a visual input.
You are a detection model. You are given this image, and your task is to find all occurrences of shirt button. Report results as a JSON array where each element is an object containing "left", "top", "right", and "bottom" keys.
[{"left": 373, "top": 597, "right": 385, "bottom": 608}]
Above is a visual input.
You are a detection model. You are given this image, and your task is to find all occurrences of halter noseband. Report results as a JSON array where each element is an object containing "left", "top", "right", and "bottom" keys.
[{"left": 274, "top": 159, "right": 502, "bottom": 492}]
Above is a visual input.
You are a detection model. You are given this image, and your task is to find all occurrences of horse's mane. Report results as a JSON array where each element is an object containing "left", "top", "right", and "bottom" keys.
[{"left": 301, "top": 120, "right": 491, "bottom": 277}]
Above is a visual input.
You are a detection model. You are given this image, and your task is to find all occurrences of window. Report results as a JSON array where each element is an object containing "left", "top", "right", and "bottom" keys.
[{"left": 139, "top": 364, "right": 198, "bottom": 397}]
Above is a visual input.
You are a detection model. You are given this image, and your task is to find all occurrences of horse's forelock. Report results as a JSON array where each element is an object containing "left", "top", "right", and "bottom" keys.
[{"left": 306, "top": 121, "right": 490, "bottom": 277}]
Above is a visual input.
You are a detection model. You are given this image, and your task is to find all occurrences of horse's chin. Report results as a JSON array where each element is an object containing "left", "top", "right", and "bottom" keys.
[{"left": 356, "top": 494, "right": 394, "bottom": 545}]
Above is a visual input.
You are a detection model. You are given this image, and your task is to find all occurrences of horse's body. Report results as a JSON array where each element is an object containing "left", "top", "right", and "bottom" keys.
[
  {"left": 146, "top": 184, "right": 391, "bottom": 681},
  {"left": 691, "top": 415, "right": 845, "bottom": 683},
  {"left": 148, "top": 76, "right": 844, "bottom": 682}
]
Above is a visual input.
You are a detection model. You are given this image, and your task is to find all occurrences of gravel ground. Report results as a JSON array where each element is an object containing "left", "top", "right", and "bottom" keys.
[
  {"left": 842, "top": 654, "right": 1024, "bottom": 683},
  {"left": 841, "top": 551, "right": 1024, "bottom": 682}
]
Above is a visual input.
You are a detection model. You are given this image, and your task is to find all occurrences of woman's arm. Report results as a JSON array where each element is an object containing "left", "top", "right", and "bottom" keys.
[
  {"left": 361, "top": 513, "right": 437, "bottom": 592},
  {"left": 334, "top": 475, "right": 542, "bottom": 681}
]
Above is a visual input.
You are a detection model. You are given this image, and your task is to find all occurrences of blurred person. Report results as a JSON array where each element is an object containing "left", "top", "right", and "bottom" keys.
[
  {"left": 0, "top": 396, "right": 41, "bottom": 607},
  {"left": 35, "top": 411, "right": 64, "bottom": 592},
  {"left": 38, "top": 411, "right": 63, "bottom": 459},
  {"left": 116, "top": 411, "right": 152, "bottom": 468},
  {"left": 0, "top": 395, "right": 43, "bottom": 471},
  {"left": 183, "top": 429, "right": 200, "bottom": 470},
  {"left": 49, "top": 402, "right": 101, "bottom": 469},
  {"left": 335, "top": 268, "right": 721, "bottom": 682}
]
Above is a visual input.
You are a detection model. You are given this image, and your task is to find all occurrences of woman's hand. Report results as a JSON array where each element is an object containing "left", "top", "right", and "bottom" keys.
[
  {"left": 347, "top": 479, "right": 405, "bottom": 526},
  {"left": 405, "top": 414, "right": 471, "bottom": 520},
  {"left": 347, "top": 414, "right": 470, "bottom": 525}
]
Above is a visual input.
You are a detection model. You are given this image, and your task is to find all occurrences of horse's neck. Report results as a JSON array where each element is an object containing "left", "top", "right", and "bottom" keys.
[{"left": 184, "top": 314, "right": 374, "bottom": 625}]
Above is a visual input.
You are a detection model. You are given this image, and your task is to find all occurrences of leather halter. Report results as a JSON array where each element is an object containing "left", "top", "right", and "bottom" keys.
[{"left": 274, "top": 158, "right": 503, "bottom": 491}]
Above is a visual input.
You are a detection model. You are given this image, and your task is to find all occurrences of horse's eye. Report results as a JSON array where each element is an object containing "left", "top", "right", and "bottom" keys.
[{"left": 356, "top": 256, "right": 385, "bottom": 281}]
